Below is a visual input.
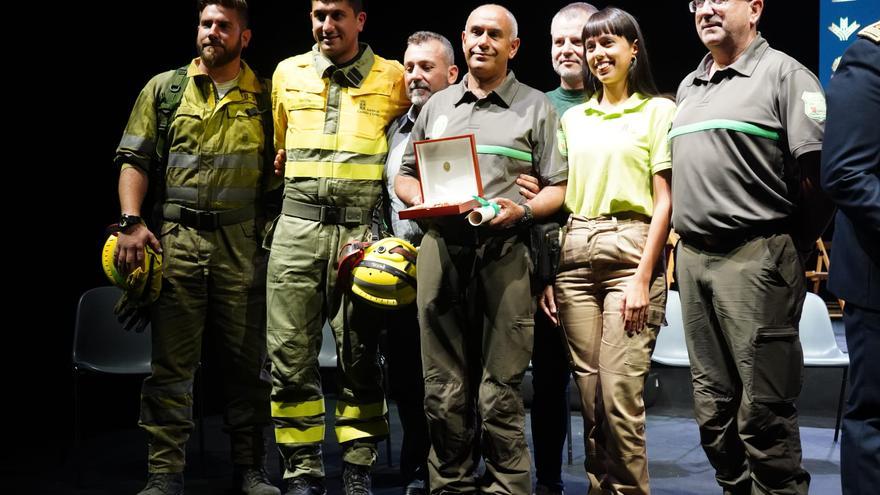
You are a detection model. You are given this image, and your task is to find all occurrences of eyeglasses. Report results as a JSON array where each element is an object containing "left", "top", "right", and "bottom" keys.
[{"left": 688, "top": 0, "right": 731, "bottom": 13}]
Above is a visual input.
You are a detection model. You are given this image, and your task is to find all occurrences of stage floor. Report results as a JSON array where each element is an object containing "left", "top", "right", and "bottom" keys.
[{"left": 38, "top": 400, "right": 842, "bottom": 495}]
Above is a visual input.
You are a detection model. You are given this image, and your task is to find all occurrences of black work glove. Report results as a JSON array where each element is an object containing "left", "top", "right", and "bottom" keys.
[{"left": 114, "top": 291, "right": 152, "bottom": 333}]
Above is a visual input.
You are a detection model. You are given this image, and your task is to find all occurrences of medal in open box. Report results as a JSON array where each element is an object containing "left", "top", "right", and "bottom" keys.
[{"left": 398, "top": 134, "right": 485, "bottom": 220}]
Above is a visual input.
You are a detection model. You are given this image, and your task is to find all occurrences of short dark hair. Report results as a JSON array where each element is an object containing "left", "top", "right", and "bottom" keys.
[
  {"left": 198, "top": 0, "right": 249, "bottom": 28},
  {"left": 582, "top": 7, "right": 659, "bottom": 100},
  {"left": 312, "top": 0, "right": 364, "bottom": 14}
]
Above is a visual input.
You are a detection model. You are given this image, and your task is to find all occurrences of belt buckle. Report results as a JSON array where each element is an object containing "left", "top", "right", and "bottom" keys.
[
  {"left": 197, "top": 210, "right": 217, "bottom": 230},
  {"left": 343, "top": 208, "right": 363, "bottom": 224},
  {"left": 321, "top": 206, "right": 341, "bottom": 224}
]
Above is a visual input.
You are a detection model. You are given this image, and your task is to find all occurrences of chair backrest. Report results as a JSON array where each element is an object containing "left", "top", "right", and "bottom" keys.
[
  {"left": 799, "top": 292, "right": 848, "bottom": 365},
  {"left": 318, "top": 321, "right": 338, "bottom": 368},
  {"left": 72, "top": 286, "right": 152, "bottom": 375},
  {"left": 652, "top": 290, "right": 691, "bottom": 366}
]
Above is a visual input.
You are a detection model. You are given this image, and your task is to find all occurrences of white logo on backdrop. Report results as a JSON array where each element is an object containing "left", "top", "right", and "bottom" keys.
[{"left": 829, "top": 17, "right": 861, "bottom": 41}]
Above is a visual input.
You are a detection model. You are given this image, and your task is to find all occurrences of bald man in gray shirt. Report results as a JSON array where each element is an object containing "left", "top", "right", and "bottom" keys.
[{"left": 396, "top": 5, "right": 566, "bottom": 494}]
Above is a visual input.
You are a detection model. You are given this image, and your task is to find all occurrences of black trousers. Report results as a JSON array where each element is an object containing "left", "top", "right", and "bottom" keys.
[
  {"left": 841, "top": 303, "right": 880, "bottom": 495},
  {"left": 386, "top": 303, "right": 430, "bottom": 484},
  {"left": 530, "top": 310, "right": 572, "bottom": 491}
]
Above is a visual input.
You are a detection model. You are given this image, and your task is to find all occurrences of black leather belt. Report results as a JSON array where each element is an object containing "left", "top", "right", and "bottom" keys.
[
  {"left": 681, "top": 223, "right": 787, "bottom": 252},
  {"left": 282, "top": 198, "right": 372, "bottom": 225},
  {"left": 163, "top": 204, "right": 256, "bottom": 230}
]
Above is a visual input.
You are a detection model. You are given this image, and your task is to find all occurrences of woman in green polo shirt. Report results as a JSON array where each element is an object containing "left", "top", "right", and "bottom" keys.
[{"left": 538, "top": 7, "right": 673, "bottom": 495}]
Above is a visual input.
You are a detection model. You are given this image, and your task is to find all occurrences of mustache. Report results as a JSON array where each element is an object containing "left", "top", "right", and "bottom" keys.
[{"left": 408, "top": 81, "right": 430, "bottom": 91}]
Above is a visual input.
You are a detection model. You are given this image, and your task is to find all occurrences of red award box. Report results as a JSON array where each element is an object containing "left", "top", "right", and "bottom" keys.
[{"left": 399, "top": 134, "right": 484, "bottom": 220}]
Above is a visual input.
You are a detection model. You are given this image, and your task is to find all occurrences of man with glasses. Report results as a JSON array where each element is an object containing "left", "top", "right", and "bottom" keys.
[{"left": 669, "top": 1, "right": 833, "bottom": 493}]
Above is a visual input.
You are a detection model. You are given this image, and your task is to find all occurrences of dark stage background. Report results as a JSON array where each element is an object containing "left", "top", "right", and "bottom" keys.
[{"left": 18, "top": 0, "right": 819, "bottom": 475}]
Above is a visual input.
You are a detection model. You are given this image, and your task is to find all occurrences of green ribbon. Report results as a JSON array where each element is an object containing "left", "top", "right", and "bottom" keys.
[
  {"left": 473, "top": 195, "right": 500, "bottom": 214},
  {"left": 476, "top": 145, "right": 533, "bottom": 162}
]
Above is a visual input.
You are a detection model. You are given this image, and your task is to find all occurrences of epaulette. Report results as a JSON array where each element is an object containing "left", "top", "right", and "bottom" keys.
[{"left": 858, "top": 20, "right": 880, "bottom": 44}]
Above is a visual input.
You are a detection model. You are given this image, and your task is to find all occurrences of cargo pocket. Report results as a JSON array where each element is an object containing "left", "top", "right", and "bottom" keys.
[
  {"left": 751, "top": 326, "right": 803, "bottom": 403},
  {"left": 261, "top": 215, "right": 281, "bottom": 251},
  {"left": 238, "top": 218, "right": 257, "bottom": 239}
]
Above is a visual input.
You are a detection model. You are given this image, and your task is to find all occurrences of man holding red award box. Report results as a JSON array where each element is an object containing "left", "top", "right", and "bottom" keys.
[{"left": 394, "top": 4, "right": 567, "bottom": 494}]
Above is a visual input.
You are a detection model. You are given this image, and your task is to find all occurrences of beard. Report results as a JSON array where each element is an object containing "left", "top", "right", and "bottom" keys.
[
  {"left": 199, "top": 37, "right": 242, "bottom": 69},
  {"left": 407, "top": 84, "right": 433, "bottom": 107},
  {"left": 553, "top": 60, "right": 584, "bottom": 82}
]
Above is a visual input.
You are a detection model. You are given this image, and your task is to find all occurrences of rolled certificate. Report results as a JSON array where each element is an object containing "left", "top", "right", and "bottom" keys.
[{"left": 468, "top": 202, "right": 500, "bottom": 226}]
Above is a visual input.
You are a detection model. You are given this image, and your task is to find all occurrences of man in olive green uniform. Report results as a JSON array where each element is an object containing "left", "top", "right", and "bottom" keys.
[
  {"left": 114, "top": 2, "right": 280, "bottom": 495},
  {"left": 265, "top": 1, "right": 408, "bottom": 494},
  {"left": 669, "top": 1, "right": 834, "bottom": 494},
  {"left": 396, "top": 5, "right": 567, "bottom": 494}
]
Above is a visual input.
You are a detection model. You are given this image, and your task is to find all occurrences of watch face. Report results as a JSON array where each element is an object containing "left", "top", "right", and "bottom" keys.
[{"left": 121, "top": 215, "right": 140, "bottom": 228}]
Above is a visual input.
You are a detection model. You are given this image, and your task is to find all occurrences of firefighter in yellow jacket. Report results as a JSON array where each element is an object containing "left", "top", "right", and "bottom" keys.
[
  {"left": 113, "top": 2, "right": 280, "bottom": 495},
  {"left": 265, "top": 1, "right": 408, "bottom": 494}
]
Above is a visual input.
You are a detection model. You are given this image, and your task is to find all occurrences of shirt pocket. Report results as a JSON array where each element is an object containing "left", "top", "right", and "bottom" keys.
[
  {"left": 225, "top": 103, "right": 264, "bottom": 155},
  {"left": 343, "top": 79, "right": 395, "bottom": 142},
  {"left": 283, "top": 83, "right": 326, "bottom": 134}
]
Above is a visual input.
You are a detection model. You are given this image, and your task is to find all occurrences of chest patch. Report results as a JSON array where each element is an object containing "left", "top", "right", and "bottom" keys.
[{"left": 431, "top": 115, "right": 449, "bottom": 138}]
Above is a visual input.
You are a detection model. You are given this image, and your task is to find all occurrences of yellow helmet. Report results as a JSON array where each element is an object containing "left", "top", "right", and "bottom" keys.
[
  {"left": 351, "top": 237, "right": 418, "bottom": 308},
  {"left": 101, "top": 233, "right": 163, "bottom": 304}
]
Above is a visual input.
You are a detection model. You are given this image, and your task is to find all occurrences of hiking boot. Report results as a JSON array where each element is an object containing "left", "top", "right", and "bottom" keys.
[
  {"left": 284, "top": 475, "right": 327, "bottom": 495},
  {"left": 235, "top": 465, "right": 280, "bottom": 495},
  {"left": 136, "top": 472, "right": 184, "bottom": 495},
  {"left": 342, "top": 462, "right": 372, "bottom": 495}
]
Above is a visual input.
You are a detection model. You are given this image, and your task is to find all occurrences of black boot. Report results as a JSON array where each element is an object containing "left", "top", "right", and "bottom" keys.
[
  {"left": 235, "top": 464, "right": 281, "bottom": 495},
  {"left": 404, "top": 478, "right": 427, "bottom": 495},
  {"left": 284, "top": 475, "right": 327, "bottom": 495},
  {"left": 342, "top": 463, "right": 372, "bottom": 495}
]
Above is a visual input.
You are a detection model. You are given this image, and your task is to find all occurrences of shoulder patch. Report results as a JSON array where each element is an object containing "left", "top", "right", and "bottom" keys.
[
  {"left": 858, "top": 20, "right": 880, "bottom": 43},
  {"left": 801, "top": 91, "right": 827, "bottom": 123}
]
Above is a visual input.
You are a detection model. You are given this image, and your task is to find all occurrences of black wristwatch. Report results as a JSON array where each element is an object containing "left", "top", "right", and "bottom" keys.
[
  {"left": 519, "top": 204, "right": 534, "bottom": 226},
  {"left": 119, "top": 213, "right": 143, "bottom": 232}
]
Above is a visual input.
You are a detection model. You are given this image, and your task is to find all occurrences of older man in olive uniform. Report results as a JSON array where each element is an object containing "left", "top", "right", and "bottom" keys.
[
  {"left": 396, "top": 5, "right": 567, "bottom": 494},
  {"left": 669, "top": 1, "right": 834, "bottom": 493}
]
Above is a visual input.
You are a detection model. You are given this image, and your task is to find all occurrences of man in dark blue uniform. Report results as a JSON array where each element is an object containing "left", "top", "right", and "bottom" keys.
[{"left": 820, "top": 20, "right": 880, "bottom": 495}]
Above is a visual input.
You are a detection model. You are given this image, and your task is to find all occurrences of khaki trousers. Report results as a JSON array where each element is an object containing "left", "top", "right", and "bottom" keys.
[{"left": 555, "top": 217, "right": 666, "bottom": 495}]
